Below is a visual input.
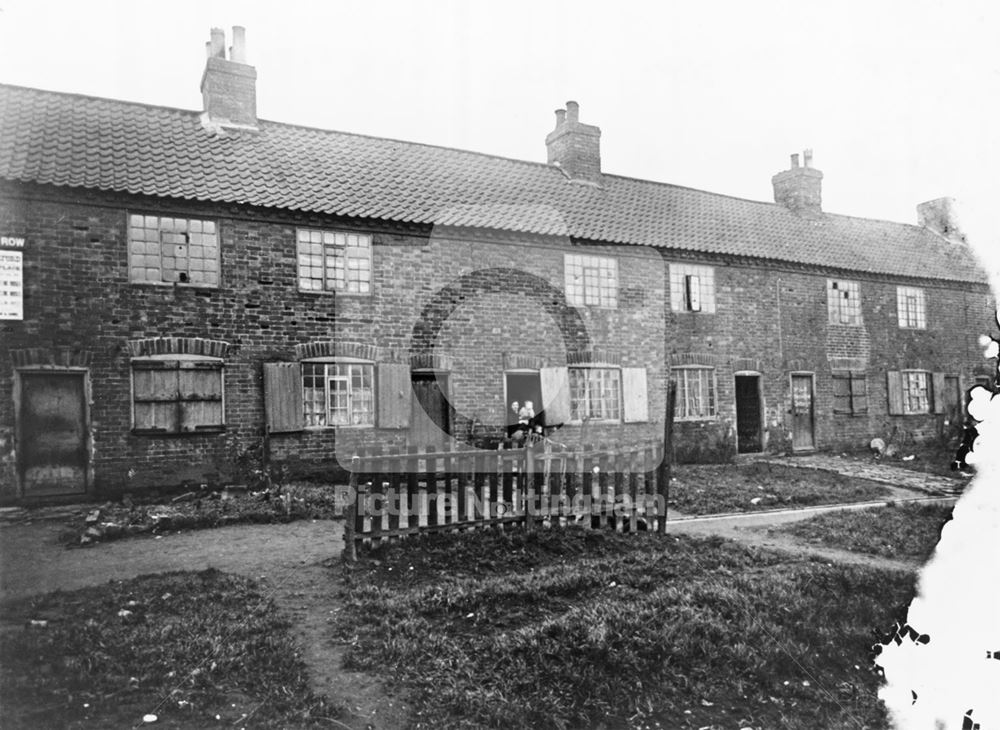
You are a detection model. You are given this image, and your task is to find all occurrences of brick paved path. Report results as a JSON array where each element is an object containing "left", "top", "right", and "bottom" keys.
[{"left": 752, "top": 453, "right": 968, "bottom": 496}]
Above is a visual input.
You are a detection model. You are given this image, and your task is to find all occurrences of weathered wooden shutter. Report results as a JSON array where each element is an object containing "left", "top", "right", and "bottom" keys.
[
  {"left": 851, "top": 371, "right": 868, "bottom": 415},
  {"left": 377, "top": 363, "right": 411, "bottom": 428},
  {"left": 179, "top": 361, "right": 224, "bottom": 430},
  {"left": 931, "top": 372, "right": 947, "bottom": 414},
  {"left": 622, "top": 367, "right": 649, "bottom": 422},
  {"left": 886, "top": 371, "right": 904, "bottom": 415},
  {"left": 133, "top": 360, "right": 180, "bottom": 432},
  {"left": 540, "top": 366, "right": 571, "bottom": 425},
  {"left": 263, "top": 362, "right": 304, "bottom": 433}
]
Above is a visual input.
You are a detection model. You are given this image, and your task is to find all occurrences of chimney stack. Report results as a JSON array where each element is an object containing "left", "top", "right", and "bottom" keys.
[
  {"left": 917, "top": 197, "right": 966, "bottom": 244},
  {"left": 201, "top": 26, "right": 257, "bottom": 129},
  {"left": 545, "top": 100, "right": 602, "bottom": 184},
  {"left": 772, "top": 149, "right": 822, "bottom": 215}
]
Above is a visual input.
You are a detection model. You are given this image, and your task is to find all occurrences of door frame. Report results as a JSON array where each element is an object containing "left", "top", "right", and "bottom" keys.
[
  {"left": 13, "top": 367, "right": 94, "bottom": 499},
  {"left": 410, "top": 368, "right": 453, "bottom": 444},
  {"left": 502, "top": 368, "right": 540, "bottom": 424},
  {"left": 733, "top": 370, "right": 765, "bottom": 454},
  {"left": 788, "top": 371, "right": 816, "bottom": 452}
]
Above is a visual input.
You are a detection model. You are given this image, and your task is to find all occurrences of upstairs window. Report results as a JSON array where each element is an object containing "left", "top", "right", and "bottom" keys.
[
  {"left": 669, "top": 264, "right": 715, "bottom": 313},
  {"left": 132, "top": 357, "right": 224, "bottom": 433},
  {"left": 564, "top": 254, "right": 618, "bottom": 308},
  {"left": 569, "top": 367, "right": 621, "bottom": 421},
  {"left": 673, "top": 366, "right": 717, "bottom": 420},
  {"left": 297, "top": 229, "right": 372, "bottom": 294},
  {"left": 128, "top": 215, "right": 219, "bottom": 287},
  {"left": 897, "top": 286, "right": 926, "bottom": 329},
  {"left": 302, "top": 361, "right": 374, "bottom": 426},
  {"left": 827, "top": 279, "right": 861, "bottom": 325}
]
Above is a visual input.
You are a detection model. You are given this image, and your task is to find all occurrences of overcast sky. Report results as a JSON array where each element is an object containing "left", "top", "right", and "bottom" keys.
[{"left": 1, "top": 0, "right": 998, "bottom": 276}]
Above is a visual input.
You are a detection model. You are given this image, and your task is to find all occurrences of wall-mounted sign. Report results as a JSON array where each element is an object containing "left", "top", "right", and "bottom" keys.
[
  {"left": 0, "top": 236, "right": 25, "bottom": 249},
  {"left": 0, "top": 250, "right": 23, "bottom": 320}
]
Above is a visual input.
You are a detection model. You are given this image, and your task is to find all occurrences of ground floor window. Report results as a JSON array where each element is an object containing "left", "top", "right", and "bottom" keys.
[
  {"left": 673, "top": 366, "right": 717, "bottom": 420},
  {"left": 901, "top": 371, "right": 931, "bottom": 414},
  {"left": 303, "top": 362, "right": 374, "bottom": 426},
  {"left": 132, "top": 358, "right": 224, "bottom": 433},
  {"left": 569, "top": 367, "right": 621, "bottom": 421},
  {"left": 832, "top": 370, "right": 868, "bottom": 415}
]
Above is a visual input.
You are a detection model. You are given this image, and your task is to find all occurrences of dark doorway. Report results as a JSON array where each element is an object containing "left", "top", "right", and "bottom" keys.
[
  {"left": 943, "top": 375, "right": 962, "bottom": 430},
  {"left": 790, "top": 373, "right": 816, "bottom": 451},
  {"left": 410, "top": 372, "right": 451, "bottom": 448},
  {"left": 735, "top": 375, "right": 762, "bottom": 453},
  {"left": 505, "top": 372, "right": 545, "bottom": 436},
  {"left": 18, "top": 372, "right": 89, "bottom": 496}
]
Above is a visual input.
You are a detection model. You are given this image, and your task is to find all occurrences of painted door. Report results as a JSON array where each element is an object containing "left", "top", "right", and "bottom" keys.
[
  {"left": 18, "top": 372, "right": 88, "bottom": 496},
  {"left": 790, "top": 374, "right": 815, "bottom": 451},
  {"left": 735, "top": 375, "right": 762, "bottom": 453},
  {"left": 410, "top": 372, "right": 451, "bottom": 448}
]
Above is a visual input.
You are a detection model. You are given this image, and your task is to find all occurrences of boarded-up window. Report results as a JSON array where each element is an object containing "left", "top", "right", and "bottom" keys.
[
  {"left": 133, "top": 358, "right": 224, "bottom": 433},
  {"left": 832, "top": 370, "right": 868, "bottom": 415}
]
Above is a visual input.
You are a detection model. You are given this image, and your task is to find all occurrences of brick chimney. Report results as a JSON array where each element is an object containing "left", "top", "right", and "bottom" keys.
[
  {"left": 917, "top": 197, "right": 966, "bottom": 244},
  {"left": 200, "top": 26, "right": 257, "bottom": 129},
  {"left": 545, "top": 101, "right": 601, "bottom": 183},
  {"left": 772, "top": 150, "right": 822, "bottom": 214}
]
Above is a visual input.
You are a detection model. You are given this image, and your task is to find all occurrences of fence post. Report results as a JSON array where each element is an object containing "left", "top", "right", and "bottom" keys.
[
  {"left": 525, "top": 443, "right": 536, "bottom": 531},
  {"left": 657, "top": 380, "right": 677, "bottom": 534},
  {"left": 343, "top": 455, "right": 359, "bottom": 562}
]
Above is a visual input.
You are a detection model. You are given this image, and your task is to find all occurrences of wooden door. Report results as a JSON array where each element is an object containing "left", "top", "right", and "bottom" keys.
[
  {"left": 410, "top": 372, "right": 451, "bottom": 448},
  {"left": 790, "top": 374, "right": 815, "bottom": 451},
  {"left": 943, "top": 375, "right": 962, "bottom": 427},
  {"left": 735, "top": 375, "right": 762, "bottom": 453},
  {"left": 18, "top": 372, "right": 89, "bottom": 496}
]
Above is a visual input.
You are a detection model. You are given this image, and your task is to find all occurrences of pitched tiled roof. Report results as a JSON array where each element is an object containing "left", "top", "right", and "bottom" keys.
[{"left": 0, "top": 84, "right": 987, "bottom": 284}]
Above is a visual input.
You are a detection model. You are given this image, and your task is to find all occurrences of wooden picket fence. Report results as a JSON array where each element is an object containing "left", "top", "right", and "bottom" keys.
[{"left": 343, "top": 439, "right": 669, "bottom": 560}]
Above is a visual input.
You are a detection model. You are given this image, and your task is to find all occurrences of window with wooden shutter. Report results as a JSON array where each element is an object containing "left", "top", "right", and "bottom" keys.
[
  {"left": 132, "top": 357, "right": 224, "bottom": 433},
  {"left": 377, "top": 363, "right": 411, "bottom": 428},
  {"left": 622, "top": 367, "right": 649, "bottom": 422},
  {"left": 263, "top": 362, "right": 304, "bottom": 433}
]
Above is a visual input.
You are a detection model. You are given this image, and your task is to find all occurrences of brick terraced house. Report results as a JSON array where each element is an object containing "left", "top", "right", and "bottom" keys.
[{"left": 0, "top": 28, "right": 992, "bottom": 501}]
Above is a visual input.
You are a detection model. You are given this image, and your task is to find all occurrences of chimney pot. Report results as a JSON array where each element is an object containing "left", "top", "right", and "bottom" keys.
[
  {"left": 772, "top": 150, "right": 822, "bottom": 215},
  {"left": 545, "top": 100, "right": 601, "bottom": 183},
  {"left": 231, "top": 25, "right": 247, "bottom": 63},
  {"left": 803, "top": 148, "right": 813, "bottom": 168},
  {"left": 210, "top": 27, "right": 226, "bottom": 58}
]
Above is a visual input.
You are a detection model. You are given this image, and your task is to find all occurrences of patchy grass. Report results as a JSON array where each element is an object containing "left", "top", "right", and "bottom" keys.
[
  {"left": 336, "top": 529, "right": 915, "bottom": 729},
  {"left": 0, "top": 569, "right": 342, "bottom": 729},
  {"left": 669, "top": 461, "right": 892, "bottom": 515},
  {"left": 58, "top": 482, "right": 346, "bottom": 547},
  {"left": 778, "top": 503, "right": 954, "bottom": 562}
]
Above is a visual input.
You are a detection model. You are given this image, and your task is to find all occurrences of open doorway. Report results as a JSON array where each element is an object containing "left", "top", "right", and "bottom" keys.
[
  {"left": 504, "top": 371, "right": 545, "bottom": 437},
  {"left": 735, "top": 374, "right": 762, "bottom": 453}
]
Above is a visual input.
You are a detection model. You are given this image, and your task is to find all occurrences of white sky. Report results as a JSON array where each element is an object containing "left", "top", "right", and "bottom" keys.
[{"left": 1, "top": 0, "right": 997, "bottom": 271}]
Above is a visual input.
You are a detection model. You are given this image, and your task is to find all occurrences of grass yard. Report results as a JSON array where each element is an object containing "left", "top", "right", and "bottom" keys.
[
  {"left": 669, "top": 461, "right": 892, "bottom": 515},
  {"left": 336, "top": 529, "right": 915, "bottom": 729},
  {"left": 778, "top": 503, "right": 954, "bottom": 562},
  {"left": 0, "top": 569, "right": 342, "bottom": 729}
]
